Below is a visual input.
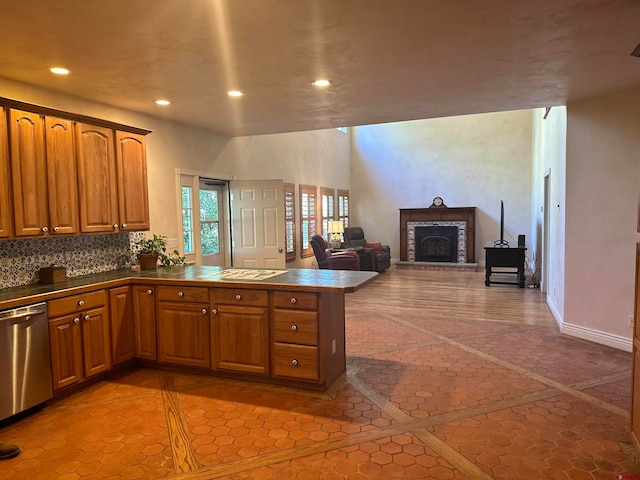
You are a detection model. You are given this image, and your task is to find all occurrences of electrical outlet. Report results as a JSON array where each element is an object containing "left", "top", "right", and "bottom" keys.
[
  {"left": 629, "top": 315, "right": 635, "bottom": 328},
  {"left": 331, "top": 339, "right": 336, "bottom": 354},
  {"left": 166, "top": 238, "right": 178, "bottom": 249}
]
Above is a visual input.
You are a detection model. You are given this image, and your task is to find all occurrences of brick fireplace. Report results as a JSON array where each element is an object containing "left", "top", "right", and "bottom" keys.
[{"left": 399, "top": 207, "right": 476, "bottom": 264}]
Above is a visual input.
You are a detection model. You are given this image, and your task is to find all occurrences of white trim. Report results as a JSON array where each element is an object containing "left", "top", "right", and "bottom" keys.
[
  {"left": 547, "top": 294, "right": 562, "bottom": 328},
  {"left": 175, "top": 167, "right": 233, "bottom": 180},
  {"left": 561, "top": 322, "right": 632, "bottom": 352}
]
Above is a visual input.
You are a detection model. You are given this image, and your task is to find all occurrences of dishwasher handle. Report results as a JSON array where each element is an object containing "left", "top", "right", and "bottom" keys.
[{"left": 0, "top": 305, "right": 47, "bottom": 325}]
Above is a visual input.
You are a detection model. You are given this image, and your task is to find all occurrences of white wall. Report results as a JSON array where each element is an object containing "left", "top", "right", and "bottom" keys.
[
  {"left": 563, "top": 86, "right": 640, "bottom": 351},
  {"left": 531, "top": 106, "right": 567, "bottom": 325},
  {"left": 350, "top": 111, "right": 533, "bottom": 264}
]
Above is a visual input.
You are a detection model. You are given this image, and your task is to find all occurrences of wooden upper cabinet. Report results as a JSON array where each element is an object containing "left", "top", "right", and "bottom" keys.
[
  {"left": 0, "top": 108, "right": 12, "bottom": 238},
  {"left": 116, "top": 131, "right": 149, "bottom": 231},
  {"left": 45, "top": 117, "right": 79, "bottom": 235},
  {"left": 75, "top": 123, "right": 119, "bottom": 233},
  {"left": 9, "top": 109, "right": 49, "bottom": 237}
]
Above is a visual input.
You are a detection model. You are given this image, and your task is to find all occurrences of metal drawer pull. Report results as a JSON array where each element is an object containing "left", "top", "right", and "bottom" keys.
[
  {"left": 291, "top": 325, "right": 298, "bottom": 331},
  {"left": 84, "top": 315, "right": 90, "bottom": 321},
  {"left": 41, "top": 226, "right": 48, "bottom": 232},
  {"left": 235, "top": 294, "right": 241, "bottom": 300},
  {"left": 178, "top": 291, "right": 184, "bottom": 297},
  {"left": 112, "top": 224, "right": 118, "bottom": 229},
  {"left": 291, "top": 359, "right": 299, "bottom": 366},
  {"left": 77, "top": 300, "right": 85, "bottom": 306},
  {"left": 212, "top": 309, "right": 218, "bottom": 315},
  {"left": 53, "top": 227, "right": 59, "bottom": 233},
  {"left": 72, "top": 317, "right": 80, "bottom": 324},
  {"left": 201, "top": 309, "right": 208, "bottom": 315},
  {"left": 121, "top": 223, "right": 127, "bottom": 229},
  {"left": 147, "top": 289, "right": 153, "bottom": 295},
  {"left": 290, "top": 297, "right": 297, "bottom": 304}
]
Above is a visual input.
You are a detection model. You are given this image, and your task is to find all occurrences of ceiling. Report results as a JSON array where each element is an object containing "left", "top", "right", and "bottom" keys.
[{"left": 1, "top": 0, "right": 640, "bottom": 137}]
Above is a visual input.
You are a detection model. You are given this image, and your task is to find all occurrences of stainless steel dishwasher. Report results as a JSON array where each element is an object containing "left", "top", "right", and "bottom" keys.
[{"left": 0, "top": 302, "right": 53, "bottom": 421}]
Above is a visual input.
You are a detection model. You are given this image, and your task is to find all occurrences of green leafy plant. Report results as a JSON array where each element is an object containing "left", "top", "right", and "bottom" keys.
[{"left": 135, "top": 234, "right": 185, "bottom": 268}]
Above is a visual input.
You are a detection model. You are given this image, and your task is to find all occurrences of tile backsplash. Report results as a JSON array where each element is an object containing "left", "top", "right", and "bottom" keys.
[{"left": 0, "top": 232, "right": 145, "bottom": 289}]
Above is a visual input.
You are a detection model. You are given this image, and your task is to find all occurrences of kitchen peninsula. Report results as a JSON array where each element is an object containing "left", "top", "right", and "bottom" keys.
[{"left": 1, "top": 266, "right": 378, "bottom": 397}]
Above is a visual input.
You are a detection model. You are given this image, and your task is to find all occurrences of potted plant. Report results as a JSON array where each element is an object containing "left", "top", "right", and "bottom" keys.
[{"left": 135, "top": 234, "right": 185, "bottom": 270}]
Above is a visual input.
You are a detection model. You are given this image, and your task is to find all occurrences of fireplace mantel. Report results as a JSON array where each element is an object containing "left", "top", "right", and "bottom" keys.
[{"left": 399, "top": 207, "right": 476, "bottom": 263}]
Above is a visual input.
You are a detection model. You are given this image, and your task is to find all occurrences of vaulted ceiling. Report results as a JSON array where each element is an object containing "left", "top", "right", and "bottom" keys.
[{"left": 1, "top": 0, "right": 639, "bottom": 136}]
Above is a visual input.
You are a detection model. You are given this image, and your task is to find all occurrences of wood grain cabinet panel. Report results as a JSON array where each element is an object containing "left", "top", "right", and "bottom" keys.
[
  {"left": 133, "top": 285, "right": 157, "bottom": 360},
  {"left": 0, "top": 108, "right": 12, "bottom": 238},
  {"left": 48, "top": 290, "right": 111, "bottom": 391},
  {"left": 45, "top": 116, "right": 79, "bottom": 235},
  {"left": 116, "top": 131, "right": 149, "bottom": 231},
  {"left": 157, "top": 301, "right": 210, "bottom": 368},
  {"left": 75, "top": 122, "right": 119, "bottom": 233},
  {"left": 109, "top": 286, "right": 135, "bottom": 365},
  {"left": 9, "top": 109, "right": 48, "bottom": 236}
]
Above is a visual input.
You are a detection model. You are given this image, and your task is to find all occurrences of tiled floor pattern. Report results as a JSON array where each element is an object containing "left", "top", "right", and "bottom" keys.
[{"left": 0, "top": 270, "right": 635, "bottom": 479}]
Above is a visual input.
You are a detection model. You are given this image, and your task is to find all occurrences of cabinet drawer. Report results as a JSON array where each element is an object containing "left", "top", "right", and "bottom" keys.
[
  {"left": 157, "top": 286, "right": 209, "bottom": 303},
  {"left": 273, "top": 310, "right": 318, "bottom": 345},
  {"left": 213, "top": 289, "right": 268, "bottom": 307},
  {"left": 48, "top": 290, "right": 106, "bottom": 317},
  {"left": 273, "top": 343, "right": 319, "bottom": 381},
  {"left": 272, "top": 291, "right": 317, "bottom": 310}
]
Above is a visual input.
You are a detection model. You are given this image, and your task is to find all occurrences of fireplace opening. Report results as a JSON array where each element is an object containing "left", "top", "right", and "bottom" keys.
[{"left": 415, "top": 226, "right": 458, "bottom": 262}]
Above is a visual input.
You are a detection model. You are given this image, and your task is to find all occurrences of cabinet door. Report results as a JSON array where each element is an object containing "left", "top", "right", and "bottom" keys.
[
  {"left": 0, "top": 108, "right": 12, "bottom": 238},
  {"left": 109, "top": 286, "right": 135, "bottom": 365},
  {"left": 157, "top": 302, "right": 210, "bottom": 368},
  {"left": 211, "top": 304, "right": 269, "bottom": 375},
  {"left": 133, "top": 285, "right": 157, "bottom": 360},
  {"left": 75, "top": 123, "right": 119, "bottom": 233},
  {"left": 9, "top": 109, "right": 48, "bottom": 237},
  {"left": 81, "top": 305, "right": 112, "bottom": 377},
  {"left": 45, "top": 116, "right": 79, "bottom": 235},
  {"left": 116, "top": 131, "right": 149, "bottom": 231},
  {"left": 49, "top": 314, "right": 84, "bottom": 390}
]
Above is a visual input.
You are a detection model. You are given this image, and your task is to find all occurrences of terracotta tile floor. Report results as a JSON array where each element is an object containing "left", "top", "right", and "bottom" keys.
[{"left": 0, "top": 269, "right": 635, "bottom": 479}]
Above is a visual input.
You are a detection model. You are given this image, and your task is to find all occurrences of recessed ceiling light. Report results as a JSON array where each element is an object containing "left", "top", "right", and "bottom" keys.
[
  {"left": 155, "top": 99, "right": 171, "bottom": 106},
  {"left": 311, "top": 79, "right": 331, "bottom": 87},
  {"left": 227, "top": 90, "right": 243, "bottom": 97},
  {"left": 50, "top": 67, "right": 70, "bottom": 75}
]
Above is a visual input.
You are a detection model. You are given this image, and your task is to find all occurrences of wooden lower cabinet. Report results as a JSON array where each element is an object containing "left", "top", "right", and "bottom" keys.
[
  {"left": 211, "top": 289, "right": 269, "bottom": 375},
  {"left": 109, "top": 286, "right": 135, "bottom": 365},
  {"left": 48, "top": 290, "right": 111, "bottom": 391},
  {"left": 133, "top": 285, "right": 157, "bottom": 360},
  {"left": 157, "top": 286, "right": 210, "bottom": 368}
]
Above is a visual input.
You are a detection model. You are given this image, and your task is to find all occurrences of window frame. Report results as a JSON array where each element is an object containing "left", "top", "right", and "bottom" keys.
[
  {"left": 284, "top": 183, "right": 296, "bottom": 261},
  {"left": 299, "top": 184, "right": 317, "bottom": 259},
  {"left": 320, "top": 187, "right": 335, "bottom": 240},
  {"left": 338, "top": 189, "right": 350, "bottom": 228}
]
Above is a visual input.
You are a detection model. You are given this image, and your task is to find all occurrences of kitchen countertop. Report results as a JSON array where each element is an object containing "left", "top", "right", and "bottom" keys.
[{"left": 0, "top": 266, "right": 379, "bottom": 310}]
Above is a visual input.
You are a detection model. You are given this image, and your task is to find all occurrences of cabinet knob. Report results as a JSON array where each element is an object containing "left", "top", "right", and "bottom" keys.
[
  {"left": 178, "top": 291, "right": 184, "bottom": 297},
  {"left": 84, "top": 315, "right": 90, "bottom": 321},
  {"left": 201, "top": 309, "right": 208, "bottom": 315},
  {"left": 41, "top": 226, "right": 48, "bottom": 233},
  {"left": 52, "top": 226, "right": 59, "bottom": 233},
  {"left": 290, "top": 297, "right": 297, "bottom": 304},
  {"left": 146, "top": 289, "right": 153, "bottom": 295},
  {"left": 77, "top": 300, "right": 85, "bottom": 306},
  {"left": 291, "top": 359, "right": 299, "bottom": 366},
  {"left": 291, "top": 325, "right": 298, "bottom": 331},
  {"left": 112, "top": 224, "right": 118, "bottom": 229},
  {"left": 72, "top": 317, "right": 80, "bottom": 324},
  {"left": 211, "top": 309, "right": 218, "bottom": 315},
  {"left": 121, "top": 223, "right": 127, "bottom": 229},
  {"left": 235, "top": 294, "right": 241, "bottom": 300}
]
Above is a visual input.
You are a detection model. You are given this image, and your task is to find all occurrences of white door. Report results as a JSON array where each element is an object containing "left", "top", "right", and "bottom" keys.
[{"left": 231, "top": 180, "right": 285, "bottom": 268}]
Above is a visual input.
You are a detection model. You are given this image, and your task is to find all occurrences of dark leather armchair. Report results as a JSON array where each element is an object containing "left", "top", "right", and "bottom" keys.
[
  {"left": 344, "top": 226, "right": 391, "bottom": 272},
  {"left": 310, "top": 234, "right": 361, "bottom": 270}
]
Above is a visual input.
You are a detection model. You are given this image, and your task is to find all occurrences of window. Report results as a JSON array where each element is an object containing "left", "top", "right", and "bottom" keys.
[
  {"left": 338, "top": 189, "right": 350, "bottom": 228},
  {"left": 320, "top": 187, "right": 335, "bottom": 239},
  {"left": 284, "top": 183, "right": 296, "bottom": 261},
  {"left": 199, "top": 188, "right": 219, "bottom": 255},
  {"left": 299, "top": 184, "right": 317, "bottom": 258},
  {"left": 181, "top": 185, "right": 194, "bottom": 254}
]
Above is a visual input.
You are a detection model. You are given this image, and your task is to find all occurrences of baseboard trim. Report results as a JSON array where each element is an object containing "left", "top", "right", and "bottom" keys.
[
  {"left": 561, "top": 322, "right": 632, "bottom": 352},
  {"left": 546, "top": 295, "right": 563, "bottom": 329}
]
